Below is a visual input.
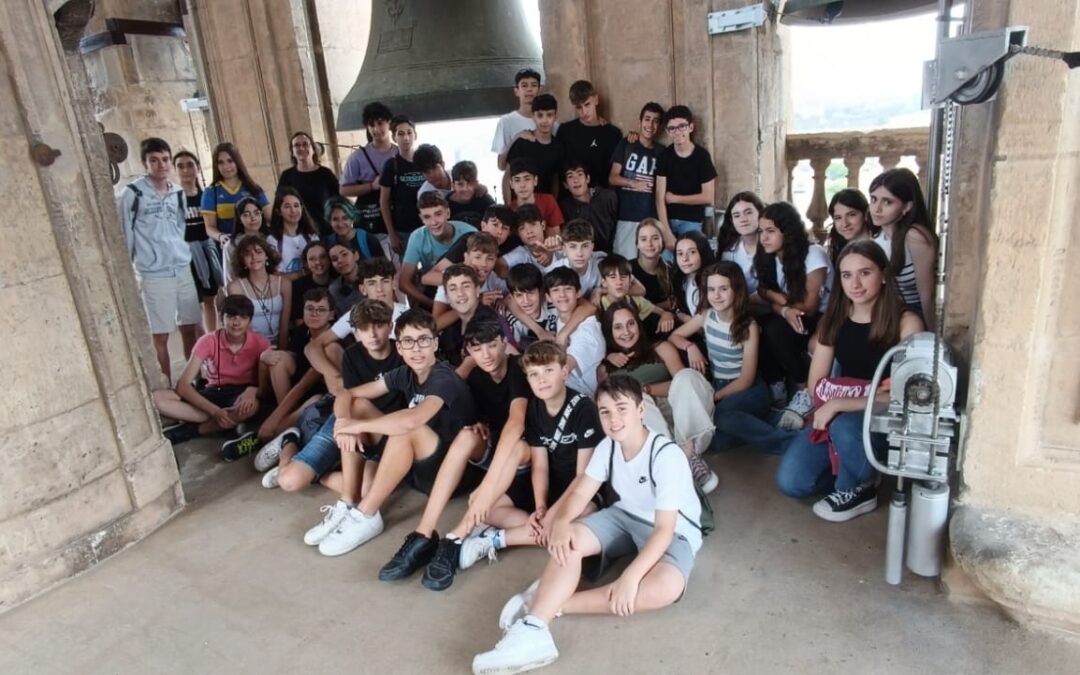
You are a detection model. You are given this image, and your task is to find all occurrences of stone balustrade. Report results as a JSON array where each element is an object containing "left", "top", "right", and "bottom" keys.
[{"left": 785, "top": 127, "right": 930, "bottom": 242}]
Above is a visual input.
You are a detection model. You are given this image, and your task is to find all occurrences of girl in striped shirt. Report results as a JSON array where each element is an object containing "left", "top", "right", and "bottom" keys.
[
  {"left": 668, "top": 262, "right": 794, "bottom": 463},
  {"left": 869, "top": 168, "right": 937, "bottom": 329}
]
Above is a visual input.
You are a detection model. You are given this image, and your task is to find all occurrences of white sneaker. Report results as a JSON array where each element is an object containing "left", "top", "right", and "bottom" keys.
[
  {"left": 460, "top": 525, "right": 500, "bottom": 570},
  {"left": 303, "top": 500, "right": 349, "bottom": 546},
  {"left": 261, "top": 466, "right": 280, "bottom": 489},
  {"left": 777, "top": 388, "right": 814, "bottom": 431},
  {"left": 473, "top": 617, "right": 558, "bottom": 675},
  {"left": 318, "top": 507, "right": 384, "bottom": 556},
  {"left": 254, "top": 427, "right": 298, "bottom": 472},
  {"left": 499, "top": 579, "right": 540, "bottom": 630}
]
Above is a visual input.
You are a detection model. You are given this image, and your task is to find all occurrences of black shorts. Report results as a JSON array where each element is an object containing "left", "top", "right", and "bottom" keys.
[
  {"left": 504, "top": 468, "right": 575, "bottom": 513},
  {"left": 199, "top": 384, "right": 246, "bottom": 408},
  {"left": 406, "top": 429, "right": 482, "bottom": 496},
  {"left": 189, "top": 259, "right": 220, "bottom": 299}
]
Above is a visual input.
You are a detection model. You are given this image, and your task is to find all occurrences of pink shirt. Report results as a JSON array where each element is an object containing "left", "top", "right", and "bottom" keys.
[{"left": 192, "top": 330, "right": 271, "bottom": 387}]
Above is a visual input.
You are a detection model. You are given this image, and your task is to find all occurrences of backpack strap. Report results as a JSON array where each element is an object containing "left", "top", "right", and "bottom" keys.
[
  {"left": 357, "top": 232, "right": 373, "bottom": 259},
  {"left": 551, "top": 393, "right": 583, "bottom": 450},
  {"left": 647, "top": 436, "right": 707, "bottom": 535}
]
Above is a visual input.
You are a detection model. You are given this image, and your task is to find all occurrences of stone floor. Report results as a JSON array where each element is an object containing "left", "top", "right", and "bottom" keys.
[{"left": 1, "top": 440, "right": 1077, "bottom": 675}]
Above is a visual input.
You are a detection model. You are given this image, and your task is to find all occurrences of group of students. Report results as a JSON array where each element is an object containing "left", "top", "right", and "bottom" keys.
[{"left": 124, "top": 68, "right": 937, "bottom": 674}]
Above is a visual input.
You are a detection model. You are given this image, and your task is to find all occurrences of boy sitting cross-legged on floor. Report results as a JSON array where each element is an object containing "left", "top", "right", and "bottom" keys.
[
  {"left": 455, "top": 341, "right": 601, "bottom": 580},
  {"left": 375, "top": 318, "right": 532, "bottom": 590},
  {"left": 258, "top": 301, "right": 405, "bottom": 550},
  {"left": 322, "top": 308, "right": 479, "bottom": 557},
  {"left": 154, "top": 295, "right": 269, "bottom": 456},
  {"left": 471, "top": 374, "right": 704, "bottom": 674}
]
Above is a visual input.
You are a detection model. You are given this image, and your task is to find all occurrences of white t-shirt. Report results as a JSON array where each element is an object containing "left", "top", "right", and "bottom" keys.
[
  {"left": 683, "top": 276, "right": 700, "bottom": 314},
  {"left": 330, "top": 301, "right": 409, "bottom": 339},
  {"left": 775, "top": 243, "right": 833, "bottom": 313},
  {"left": 417, "top": 181, "right": 452, "bottom": 200},
  {"left": 585, "top": 431, "right": 703, "bottom": 553},
  {"left": 558, "top": 315, "right": 604, "bottom": 397},
  {"left": 491, "top": 111, "right": 560, "bottom": 156},
  {"left": 270, "top": 232, "right": 316, "bottom": 275},
  {"left": 720, "top": 240, "right": 758, "bottom": 295},
  {"left": 434, "top": 273, "right": 508, "bottom": 304},
  {"left": 502, "top": 245, "right": 565, "bottom": 275},
  {"left": 553, "top": 251, "right": 607, "bottom": 297}
]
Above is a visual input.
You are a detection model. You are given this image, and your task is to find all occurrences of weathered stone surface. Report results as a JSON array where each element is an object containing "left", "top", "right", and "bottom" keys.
[
  {"left": 0, "top": 0, "right": 181, "bottom": 612},
  {"left": 0, "top": 400, "right": 121, "bottom": 523},
  {"left": 951, "top": 504, "right": 1080, "bottom": 637}
]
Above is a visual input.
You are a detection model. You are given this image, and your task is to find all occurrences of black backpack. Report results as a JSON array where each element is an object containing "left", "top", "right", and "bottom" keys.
[
  {"left": 125, "top": 183, "right": 184, "bottom": 259},
  {"left": 604, "top": 434, "right": 716, "bottom": 536}
]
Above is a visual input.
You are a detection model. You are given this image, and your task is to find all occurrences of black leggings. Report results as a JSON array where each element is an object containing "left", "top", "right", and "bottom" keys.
[{"left": 757, "top": 311, "right": 819, "bottom": 386}]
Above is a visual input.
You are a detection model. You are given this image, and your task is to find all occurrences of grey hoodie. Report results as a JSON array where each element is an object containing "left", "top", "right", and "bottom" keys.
[{"left": 117, "top": 176, "right": 191, "bottom": 277}]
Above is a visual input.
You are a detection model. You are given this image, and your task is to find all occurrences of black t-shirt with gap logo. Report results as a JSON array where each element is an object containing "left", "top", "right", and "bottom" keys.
[
  {"left": 524, "top": 387, "right": 601, "bottom": 482},
  {"left": 556, "top": 119, "right": 624, "bottom": 188},
  {"left": 380, "top": 155, "right": 425, "bottom": 236},
  {"left": 506, "top": 137, "right": 566, "bottom": 194},
  {"left": 341, "top": 342, "right": 406, "bottom": 414},
  {"left": 655, "top": 144, "right": 718, "bottom": 223},
  {"left": 381, "top": 360, "right": 478, "bottom": 441},
  {"left": 611, "top": 139, "right": 662, "bottom": 222},
  {"left": 467, "top": 355, "right": 531, "bottom": 439}
]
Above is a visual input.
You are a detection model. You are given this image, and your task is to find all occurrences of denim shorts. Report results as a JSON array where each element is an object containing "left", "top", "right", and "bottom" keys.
[
  {"left": 579, "top": 507, "right": 696, "bottom": 588},
  {"left": 291, "top": 413, "right": 340, "bottom": 480}
]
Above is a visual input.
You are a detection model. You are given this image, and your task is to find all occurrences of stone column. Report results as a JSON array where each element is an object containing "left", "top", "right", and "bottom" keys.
[
  {"left": 537, "top": 0, "right": 787, "bottom": 206},
  {"left": 76, "top": 0, "right": 214, "bottom": 188},
  {"left": 185, "top": 0, "right": 334, "bottom": 190},
  {"left": 0, "top": 0, "right": 183, "bottom": 611},
  {"left": 945, "top": 0, "right": 1080, "bottom": 637}
]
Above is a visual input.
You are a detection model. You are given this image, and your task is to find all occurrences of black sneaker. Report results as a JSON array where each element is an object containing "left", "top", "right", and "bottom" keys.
[
  {"left": 379, "top": 531, "right": 438, "bottom": 581},
  {"left": 221, "top": 431, "right": 260, "bottom": 463},
  {"left": 812, "top": 484, "right": 878, "bottom": 522},
  {"left": 163, "top": 422, "right": 200, "bottom": 446},
  {"left": 421, "top": 536, "right": 462, "bottom": 591}
]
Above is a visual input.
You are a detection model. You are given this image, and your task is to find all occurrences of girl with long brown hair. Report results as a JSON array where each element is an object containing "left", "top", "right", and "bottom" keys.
[
  {"left": 776, "top": 240, "right": 924, "bottom": 522},
  {"left": 668, "top": 261, "right": 792, "bottom": 460},
  {"left": 200, "top": 142, "right": 270, "bottom": 245}
]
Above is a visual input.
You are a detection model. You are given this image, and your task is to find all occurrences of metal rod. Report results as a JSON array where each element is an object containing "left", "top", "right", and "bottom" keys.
[{"left": 923, "top": 0, "right": 955, "bottom": 225}]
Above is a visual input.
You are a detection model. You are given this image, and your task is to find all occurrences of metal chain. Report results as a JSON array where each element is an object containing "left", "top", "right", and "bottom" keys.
[{"left": 930, "top": 101, "right": 958, "bottom": 438}]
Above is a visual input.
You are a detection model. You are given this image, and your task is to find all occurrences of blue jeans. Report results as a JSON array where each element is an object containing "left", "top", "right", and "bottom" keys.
[
  {"left": 775, "top": 412, "right": 885, "bottom": 497},
  {"left": 670, "top": 219, "right": 703, "bottom": 236},
  {"left": 711, "top": 379, "right": 796, "bottom": 454}
]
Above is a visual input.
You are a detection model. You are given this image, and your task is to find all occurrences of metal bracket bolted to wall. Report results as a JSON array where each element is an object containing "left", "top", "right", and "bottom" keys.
[{"left": 707, "top": 3, "right": 769, "bottom": 35}]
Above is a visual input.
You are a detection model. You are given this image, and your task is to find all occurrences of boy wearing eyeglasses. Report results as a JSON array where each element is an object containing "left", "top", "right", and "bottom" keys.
[
  {"left": 654, "top": 105, "right": 717, "bottom": 248},
  {"left": 320, "top": 308, "right": 478, "bottom": 556}
]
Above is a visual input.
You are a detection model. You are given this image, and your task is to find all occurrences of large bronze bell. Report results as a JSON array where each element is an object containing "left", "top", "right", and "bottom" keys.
[
  {"left": 337, "top": 0, "right": 543, "bottom": 128},
  {"left": 779, "top": 0, "right": 936, "bottom": 25}
]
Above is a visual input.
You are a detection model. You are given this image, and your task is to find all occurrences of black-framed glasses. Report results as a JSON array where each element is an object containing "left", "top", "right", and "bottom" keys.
[
  {"left": 398, "top": 335, "right": 435, "bottom": 350},
  {"left": 304, "top": 305, "right": 331, "bottom": 315},
  {"left": 666, "top": 123, "right": 690, "bottom": 133}
]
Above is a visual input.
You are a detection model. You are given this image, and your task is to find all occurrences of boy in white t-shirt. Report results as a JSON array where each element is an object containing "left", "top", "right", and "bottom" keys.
[{"left": 471, "top": 374, "right": 703, "bottom": 674}]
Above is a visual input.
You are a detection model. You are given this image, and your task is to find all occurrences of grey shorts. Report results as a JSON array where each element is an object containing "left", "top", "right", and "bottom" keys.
[{"left": 578, "top": 507, "right": 696, "bottom": 589}]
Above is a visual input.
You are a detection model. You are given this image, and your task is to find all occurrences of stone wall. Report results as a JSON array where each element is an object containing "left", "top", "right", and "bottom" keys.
[
  {"left": 79, "top": 0, "right": 214, "bottom": 189},
  {"left": 0, "top": 0, "right": 183, "bottom": 611},
  {"left": 943, "top": 0, "right": 1080, "bottom": 636}
]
